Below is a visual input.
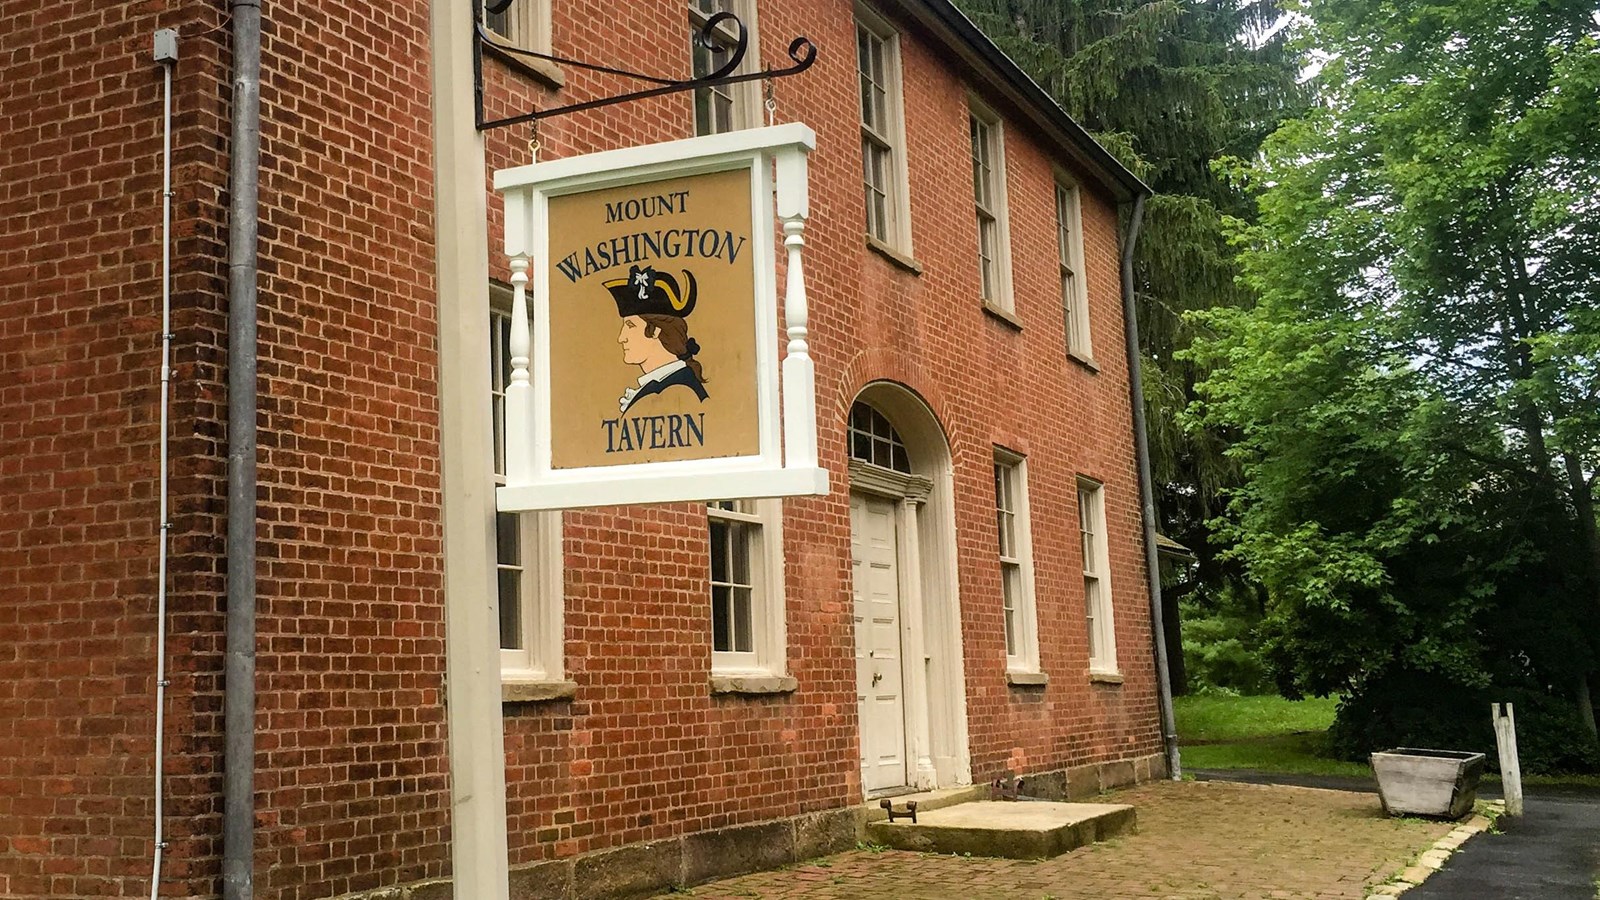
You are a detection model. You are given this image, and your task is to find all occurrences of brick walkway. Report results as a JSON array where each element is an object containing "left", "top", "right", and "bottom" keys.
[{"left": 660, "top": 781, "right": 1455, "bottom": 900}]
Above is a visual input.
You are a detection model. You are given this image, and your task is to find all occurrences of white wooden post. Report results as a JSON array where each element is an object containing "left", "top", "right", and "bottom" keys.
[
  {"left": 775, "top": 144, "right": 816, "bottom": 470},
  {"left": 506, "top": 255, "right": 533, "bottom": 486},
  {"left": 1492, "top": 702, "right": 1524, "bottom": 816}
]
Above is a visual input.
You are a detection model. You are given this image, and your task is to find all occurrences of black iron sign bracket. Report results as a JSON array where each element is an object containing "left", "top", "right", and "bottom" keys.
[{"left": 473, "top": 0, "right": 818, "bottom": 132}]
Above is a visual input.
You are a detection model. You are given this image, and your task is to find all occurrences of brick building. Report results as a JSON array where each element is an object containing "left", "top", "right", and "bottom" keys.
[{"left": 0, "top": 0, "right": 1169, "bottom": 897}]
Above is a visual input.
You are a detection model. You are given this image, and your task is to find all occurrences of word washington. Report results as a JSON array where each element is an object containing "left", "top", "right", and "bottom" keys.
[
  {"left": 601, "top": 412, "right": 706, "bottom": 453},
  {"left": 555, "top": 228, "right": 747, "bottom": 283}
]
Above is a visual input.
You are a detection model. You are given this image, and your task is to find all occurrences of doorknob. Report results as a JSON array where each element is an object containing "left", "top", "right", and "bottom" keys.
[{"left": 872, "top": 672, "right": 883, "bottom": 686}]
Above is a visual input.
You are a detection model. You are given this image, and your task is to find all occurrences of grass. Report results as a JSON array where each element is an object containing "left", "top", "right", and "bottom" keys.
[
  {"left": 1175, "top": 694, "right": 1342, "bottom": 744},
  {"left": 1175, "top": 693, "right": 1600, "bottom": 786},
  {"left": 1180, "top": 733, "right": 1372, "bottom": 777},
  {"left": 1174, "top": 694, "right": 1368, "bottom": 777}
]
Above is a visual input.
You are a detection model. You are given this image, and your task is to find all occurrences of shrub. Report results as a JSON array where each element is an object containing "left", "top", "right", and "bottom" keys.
[
  {"left": 1327, "top": 671, "right": 1600, "bottom": 776},
  {"left": 1180, "top": 601, "right": 1274, "bottom": 696}
]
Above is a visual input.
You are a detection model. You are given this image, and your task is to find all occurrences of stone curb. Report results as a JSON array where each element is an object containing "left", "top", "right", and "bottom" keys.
[{"left": 1365, "top": 801, "right": 1505, "bottom": 899}]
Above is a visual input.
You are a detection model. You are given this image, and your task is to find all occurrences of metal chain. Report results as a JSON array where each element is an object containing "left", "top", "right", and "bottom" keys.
[
  {"left": 764, "top": 78, "right": 777, "bottom": 127},
  {"left": 528, "top": 118, "right": 541, "bottom": 163}
]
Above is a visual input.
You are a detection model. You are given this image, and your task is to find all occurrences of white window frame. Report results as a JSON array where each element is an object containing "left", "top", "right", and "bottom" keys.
[
  {"left": 855, "top": 5, "right": 913, "bottom": 254},
  {"left": 483, "top": 0, "right": 551, "bottom": 53},
  {"left": 994, "top": 450, "right": 1039, "bottom": 674},
  {"left": 1078, "top": 478, "right": 1117, "bottom": 674},
  {"left": 1056, "top": 178, "right": 1092, "bottom": 361},
  {"left": 969, "top": 102, "right": 1014, "bottom": 312},
  {"left": 689, "top": 0, "right": 762, "bottom": 136},
  {"left": 707, "top": 498, "right": 787, "bottom": 676},
  {"left": 491, "top": 289, "right": 564, "bottom": 682}
]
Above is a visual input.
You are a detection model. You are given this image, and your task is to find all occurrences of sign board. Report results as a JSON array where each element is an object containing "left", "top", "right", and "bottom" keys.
[{"left": 493, "top": 124, "right": 828, "bottom": 510}]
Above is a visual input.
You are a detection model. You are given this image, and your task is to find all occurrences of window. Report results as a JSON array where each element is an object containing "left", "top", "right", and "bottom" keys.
[
  {"left": 1056, "top": 180, "right": 1091, "bottom": 359},
  {"left": 689, "top": 0, "right": 760, "bottom": 135},
  {"left": 856, "top": 10, "right": 910, "bottom": 251},
  {"left": 483, "top": 0, "right": 550, "bottom": 53},
  {"left": 848, "top": 402, "right": 911, "bottom": 473},
  {"left": 969, "top": 105, "right": 1012, "bottom": 310},
  {"left": 707, "top": 499, "right": 785, "bottom": 675},
  {"left": 1078, "top": 479, "right": 1117, "bottom": 673},
  {"left": 491, "top": 295, "right": 563, "bottom": 680},
  {"left": 994, "top": 452, "right": 1038, "bottom": 672}
]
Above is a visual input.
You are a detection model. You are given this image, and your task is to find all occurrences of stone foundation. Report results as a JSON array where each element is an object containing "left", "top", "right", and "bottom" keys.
[
  {"left": 343, "top": 753, "right": 1165, "bottom": 899},
  {"left": 1007, "top": 751, "right": 1169, "bottom": 802},
  {"left": 502, "top": 806, "right": 860, "bottom": 899}
]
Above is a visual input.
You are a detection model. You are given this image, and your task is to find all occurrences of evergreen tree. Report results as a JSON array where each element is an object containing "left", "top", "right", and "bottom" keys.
[{"left": 956, "top": 0, "right": 1309, "bottom": 691}]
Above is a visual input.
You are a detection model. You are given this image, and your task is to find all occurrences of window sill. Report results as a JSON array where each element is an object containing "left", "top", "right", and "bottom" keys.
[
  {"left": 865, "top": 235, "right": 924, "bottom": 275},
  {"left": 500, "top": 677, "right": 578, "bottom": 703},
  {"left": 1068, "top": 350, "right": 1100, "bottom": 373},
  {"left": 711, "top": 674, "right": 798, "bottom": 695},
  {"left": 1088, "top": 671, "right": 1125, "bottom": 686},
  {"left": 483, "top": 41, "right": 566, "bottom": 91},
  {"left": 982, "top": 301, "right": 1023, "bottom": 331},
  {"left": 1006, "top": 670, "right": 1049, "bottom": 687}
]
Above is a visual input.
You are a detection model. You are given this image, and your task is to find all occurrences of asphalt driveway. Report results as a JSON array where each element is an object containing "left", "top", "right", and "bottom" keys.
[{"left": 1192, "top": 769, "right": 1600, "bottom": 900}]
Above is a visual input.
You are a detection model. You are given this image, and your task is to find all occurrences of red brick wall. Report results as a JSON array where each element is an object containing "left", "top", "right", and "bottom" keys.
[
  {"left": 0, "top": 0, "right": 229, "bottom": 895},
  {"left": 2, "top": 0, "right": 455, "bottom": 896},
  {"left": 242, "top": 2, "right": 451, "bottom": 897},
  {"left": 1, "top": 0, "right": 1160, "bottom": 895},
  {"left": 482, "top": 0, "right": 1162, "bottom": 870}
]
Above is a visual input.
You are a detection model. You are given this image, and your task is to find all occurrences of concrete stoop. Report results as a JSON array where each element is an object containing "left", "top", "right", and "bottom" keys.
[{"left": 865, "top": 800, "right": 1136, "bottom": 859}]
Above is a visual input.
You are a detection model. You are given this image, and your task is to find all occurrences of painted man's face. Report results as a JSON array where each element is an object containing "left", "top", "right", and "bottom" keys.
[{"left": 617, "top": 315, "right": 660, "bottom": 367}]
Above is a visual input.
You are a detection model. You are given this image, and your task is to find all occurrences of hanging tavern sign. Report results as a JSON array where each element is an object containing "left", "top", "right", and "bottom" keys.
[{"left": 493, "top": 124, "right": 827, "bottom": 510}]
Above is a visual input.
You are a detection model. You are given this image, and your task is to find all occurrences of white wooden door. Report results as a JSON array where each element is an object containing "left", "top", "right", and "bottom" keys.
[{"left": 851, "top": 492, "right": 907, "bottom": 794}]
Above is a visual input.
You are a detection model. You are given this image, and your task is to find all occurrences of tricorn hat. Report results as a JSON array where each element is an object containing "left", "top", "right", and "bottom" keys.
[{"left": 605, "top": 265, "right": 698, "bottom": 318}]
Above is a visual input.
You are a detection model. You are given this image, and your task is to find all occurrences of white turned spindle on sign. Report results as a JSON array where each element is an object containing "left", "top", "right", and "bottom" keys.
[
  {"left": 776, "top": 145, "right": 816, "bottom": 469},
  {"left": 506, "top": 255, "right": 533, "bottom": 486}
]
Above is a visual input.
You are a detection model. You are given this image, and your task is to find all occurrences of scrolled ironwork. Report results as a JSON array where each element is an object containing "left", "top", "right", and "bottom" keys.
[{"left": 473, "top": 0, "right": 816, "bottom": 131}]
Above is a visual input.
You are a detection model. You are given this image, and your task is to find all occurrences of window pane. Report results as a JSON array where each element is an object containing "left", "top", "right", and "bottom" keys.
[
  {"left": 712, "top": 584, "right": 732, "bottom": 651},
  {"left": 732, "top": 586, "right": 754, "bottom": 653},
  {"left": 852, "top": 430, "right": 873, "bottom": 463},
  {"left": 496, "top": 512, "right": 520, "bottom": 565},
  {"left": 710, "top": 519, "right": 729, "bottom": 581},
  {"left": 978, "top": 216, "right": 995, "bottom": 300},
  {"left": 730, "top": 521, "right": 751, "bottom": 583},
  {"left": 1084, "top": 578, "right": 1099, "bottom": 660},
  {"left": 1002, "top": 565, "right": 1019, "bottom": 656},
  {"left": 498, "top": 568, "right": 522, "bottom": 650},
  {"left": 857, "top": 30, "right": 874, "bottom": 126},
  {"left": 891, "top": 442, "right": 910, "bottom": 473},
  {"left": 486, "top": 6, "right": 510, "bottom": 37}
]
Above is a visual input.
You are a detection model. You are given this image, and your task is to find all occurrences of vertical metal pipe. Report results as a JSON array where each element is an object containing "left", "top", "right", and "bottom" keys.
[
  {"left": 149, "top": 29, "right": 177, "bottom": 900},
  {"left": 224, "top": 1, "right": 263, "bottom": 897},
  {"left": 1120, "top": 192, "right": 1181, "bottom": 780}
]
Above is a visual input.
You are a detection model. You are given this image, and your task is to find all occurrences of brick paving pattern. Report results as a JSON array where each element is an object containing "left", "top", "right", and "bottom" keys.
[{"left": 661, "top": 781, "right": 1455, "bottom": 900}]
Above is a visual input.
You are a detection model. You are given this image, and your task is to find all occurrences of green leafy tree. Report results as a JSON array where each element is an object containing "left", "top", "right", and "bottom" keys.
[
  {"left": 1191, "top": 0, "right": 1600, "bottom": 753},
  {"left": 955, "top": 0, "right": 1309, "bottom": 691}
]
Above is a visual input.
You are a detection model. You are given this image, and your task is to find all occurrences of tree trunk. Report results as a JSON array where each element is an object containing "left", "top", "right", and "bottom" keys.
[
  {"left": 1162, "top": 584, "right": 1188, "bottom": 695},
  {"left": 1560, "top": 452, "right": 1600, "bottom": 737},
  {"left": 1578, "top": 674, "right": 1597, "bottom": 739}
]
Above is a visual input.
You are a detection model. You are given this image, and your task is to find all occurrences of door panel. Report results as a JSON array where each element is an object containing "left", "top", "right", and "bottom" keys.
[{"left": 851, "top": 492, "right": 906, "bottom": 794}]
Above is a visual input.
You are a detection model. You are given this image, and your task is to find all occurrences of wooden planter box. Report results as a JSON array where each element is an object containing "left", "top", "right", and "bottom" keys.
[{"left": 1370, "top": 748, "right": 1486, "bottom": 819}]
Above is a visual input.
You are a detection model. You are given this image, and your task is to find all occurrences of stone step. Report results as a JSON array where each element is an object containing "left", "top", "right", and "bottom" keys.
[
  {"left": 861, "top": 784, "right": 989, "bottom": 823},
  {"left": 865, "top": 800, "right": 1136, "bottom": 859}
]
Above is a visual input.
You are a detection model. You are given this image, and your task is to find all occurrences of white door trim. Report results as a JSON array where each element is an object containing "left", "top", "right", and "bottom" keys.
[{"left": 849, "top": 385, "right": 971, "bottom": 792}]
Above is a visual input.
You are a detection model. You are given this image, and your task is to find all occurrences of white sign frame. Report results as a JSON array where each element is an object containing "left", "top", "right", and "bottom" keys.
[{"left": 493, "top": 123, "right": 827, "bottom": 511}]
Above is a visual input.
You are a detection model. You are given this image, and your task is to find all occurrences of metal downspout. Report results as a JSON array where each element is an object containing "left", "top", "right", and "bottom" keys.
[
  {"left": 224, "top": 0, "right": 263, "bottom": 896},
  {"left": 1120, "top": 192, "right": 1182, "bottom": 780}
]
